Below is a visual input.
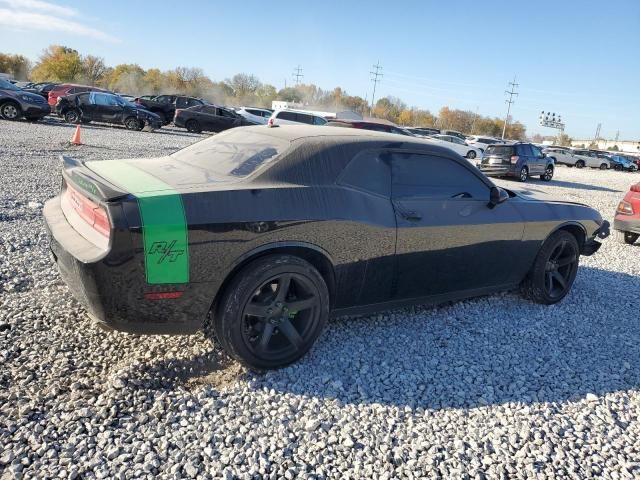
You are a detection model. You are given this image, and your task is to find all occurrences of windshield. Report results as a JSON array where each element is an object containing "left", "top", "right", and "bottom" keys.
[
  {"left": 0, "top": 78, "right": 20, "bottom": 91},
  {"left": 170, "top": 128, "right": 289, "bottom": 180}
]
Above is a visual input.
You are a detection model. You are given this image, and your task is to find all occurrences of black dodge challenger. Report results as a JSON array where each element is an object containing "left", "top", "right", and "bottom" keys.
[{"left": 44, "top": 126, "right": 610, "bottom": 370}]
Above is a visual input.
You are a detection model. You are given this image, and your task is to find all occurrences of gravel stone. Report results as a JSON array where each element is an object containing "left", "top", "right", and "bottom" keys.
[{"left": 1, "top": 118, "right": 639, "bottom": 478}]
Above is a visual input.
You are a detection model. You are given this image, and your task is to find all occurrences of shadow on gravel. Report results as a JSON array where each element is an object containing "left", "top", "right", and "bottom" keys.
[
  {"left": 249, "top": 266, "right": 640, "bottom": 410},
  {"left": 543, "top": 178, "right": 622, "bottom": 193}
]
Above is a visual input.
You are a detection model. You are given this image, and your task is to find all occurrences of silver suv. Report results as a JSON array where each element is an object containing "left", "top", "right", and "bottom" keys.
[{"left": 0, "top": 78, "right": 51, "bottom": 121}]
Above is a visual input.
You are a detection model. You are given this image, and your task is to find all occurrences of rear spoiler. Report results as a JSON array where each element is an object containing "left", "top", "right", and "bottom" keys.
[{"left": 60, "top": 155, "right": 129, "bottom": 202}]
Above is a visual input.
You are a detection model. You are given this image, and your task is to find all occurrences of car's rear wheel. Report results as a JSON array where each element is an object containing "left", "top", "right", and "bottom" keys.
[
  {"left": 575, "top": 160, "right": 585, "bottom": 168},
  {"left": 519, "top": 166, "right": 529, "bottom": 182},
  {"left": 615, "top": 230, "right": 639, "bottom": 245},
  {"left": 540, "top": 165, "right": 554, "bottom": 181},
  {"left": 0, "top": 101, "right": 21, "bottom": 120},
  {"left": 186, "top": 119, "right": 201, "bottom": 133},
  {"left": 124, "top": 116, "right": 140, "bottom": 130},
  {"left": 600, "top": 163, "right": 608, "bottom": 170},
  {"left": 520, "top": 230, "right": 580, "bottom": 304},
  {"left": 64, "top": 109, "right": 81, "bottom": 124},
  {"left": 466, "top": 150, "right": 477, "bottom": 159},
  {"left": 211, "top": 254, "right": 329, "bottom": 371}
]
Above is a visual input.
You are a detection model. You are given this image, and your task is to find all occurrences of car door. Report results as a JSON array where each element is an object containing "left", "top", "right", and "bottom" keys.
[
  {"left": 90, "top": 93, "right": 122, "bottom": 124},
  {"left": 530, "top": 145, "right": 545, "bottom": 174},
  {"left": 74, "top": 92, "right": 94, "bottom": 120},
  {"left": 517, "top": 144, "right": 536, "bottom": 173},
  {"left": 217, "top": 108, "right": 240, "bottom": 130},
  {"left": 390, "top": 150, "right": 525, "bottom": 300}
]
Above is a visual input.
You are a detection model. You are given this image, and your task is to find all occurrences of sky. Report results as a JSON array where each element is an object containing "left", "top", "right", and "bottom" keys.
[{"left": 0, "top": 0, "right": 638, "bottom": 140}]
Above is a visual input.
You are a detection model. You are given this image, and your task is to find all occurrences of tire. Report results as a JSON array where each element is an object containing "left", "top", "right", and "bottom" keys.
[
  {"left": 615, "top": 230, "right": 639, "bottom": 245},
  {"left": 64, "top": 109, "right": 81, "bottom": 124},
  {"left": 520, "top": 230, "right": 580, "bottom": 305},
  {"left": 0, "top": 101, "right": 21, "bottom": 120},
  {"left": 186, "top": 119, "right": 201, "bottom": 133},
  {"left": 614, "top": 164, "right": 622, "bottom": 171},
  {"left": 575, "top": 160, "right": 585, "bottom": 168},
  {"left": 519, "top": 166, "right": 529, "bottom": 182},
  {"left": 124, "top": 117, "right": 140, "bottom": 130},
  {"left": 466, "top": 150, "right": 477, "bottom": 159},
  {"left": 540, "top": 165, "right": 554, "bottom": 181},
  {"left": 210, "top": 254, "right": 330, "bottom": 371},
  {"left": 600, "top": 163, "right": 608, "bottom": 170}
]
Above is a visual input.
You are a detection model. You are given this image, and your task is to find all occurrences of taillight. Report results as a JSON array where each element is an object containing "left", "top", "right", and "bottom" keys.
[
  {"left": 617, "top": 201, "right": 634, "bottom": 215},
  {"left": 65, "top": 184, "right": 111, "bottom": 237},
  {"left": 510, "top": 155, "right": 519, "bottom": 164},
  {"left": 630, "top": 184, "right": 640, "bottom": 193}
]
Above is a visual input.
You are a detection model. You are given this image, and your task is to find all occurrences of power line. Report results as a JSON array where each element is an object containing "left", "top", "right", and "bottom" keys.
[
  {"left": 502, "top": 75, "right": 519, "bottom": 139},
  {"left": 292, "top": 65, "right": 303, "bottom": 86},
  {"left": 369, "top": 61, "right": 383, "bottom": 116}
]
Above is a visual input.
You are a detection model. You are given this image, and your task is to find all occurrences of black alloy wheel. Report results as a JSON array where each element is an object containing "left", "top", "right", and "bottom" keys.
[
  {"left": 466, "top": 150, "right": 477, "bottom": 159},
  {"left": 519, "top": 166, "right": 528, "bottom": 182},
  {"left": 64, "top": 109, "right": 80, "bottom": 124},
  {"left": 212, "top": 254, "right": 329, "bottom": 370},
  {"left": 575, "top": 160, "right": 585, "bottom": 168},
  {"left": 521, "top": 230, "right": 580, "bottom": 304},
  {"left": 124, "top": 117, "right": 140, "bottom": 130},
  {"left": 540, "top": 165, "right": 554, "bottom": 181},
  {"left": 186, "top": 119, "right": 201, "bottom": 133}
]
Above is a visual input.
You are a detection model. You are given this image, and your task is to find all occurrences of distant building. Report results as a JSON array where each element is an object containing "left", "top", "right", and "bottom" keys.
[{"left": 571, "top": 139, "right": 640, "bottom": 153}]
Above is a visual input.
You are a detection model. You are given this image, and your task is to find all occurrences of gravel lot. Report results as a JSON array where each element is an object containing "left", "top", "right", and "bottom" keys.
[{"left": 1, "top": 118, "right": 639, "bottom": 479}]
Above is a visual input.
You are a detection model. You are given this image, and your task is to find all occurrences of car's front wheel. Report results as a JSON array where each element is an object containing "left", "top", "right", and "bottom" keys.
[
  {"left": 466, "top": 150, "right": 477, "bottom": 159},
  {"left": 211, "top": 254, "right": 330, "bottom": 371},
  {"left": 186, "top": 119, "right": 202, "bottom": 133},
  {"left": 520, "top": 230, "right": 580, "bottom": 304},
  {"left": 124, "top": 116, "right": 141, "bottom": 130},
  {"left": 64, "top": 109, "right": 81, "bottom": 124},
  {"left": 575, "top": 160, "right": 585, "bottom": 168},
  {"left": 0, "top": 101, "right": 21, "bottom": 120},
  {"left": 615, "top": 230, "right": 639, "bottom": 245},
  {"left": 540, "top": 165, "right": 554, "bottom": 181},
  {"left": 600, "top": 163, "right": 608, "bottom": 170},
  {"left": 519, "top": 166, "right": 529, "bottom": 182}
]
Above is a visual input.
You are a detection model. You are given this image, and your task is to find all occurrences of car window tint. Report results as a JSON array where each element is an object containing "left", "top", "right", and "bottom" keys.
[
  {"left": 391, "top": 152, "right": 487, "bottom": 199},
  {"left": 187, "top": 98, "right": 202, "bottom": 107},
  {"left": 297, "top": 114, "right": 313, "bottom": 124},
  {"left": 531, "top": 145, "right": 542, "bottom": 157},
  {"left": 339, "top": 150, "right": 391, "bottom": 197},
  {"left": 77, "top": 93, "right": 90, "bottom": 105},
  {"left": 219, "top": 109, "right": 236, "bottom": 118},
  {"left": 313, "top": 115, "right": 327, "bottom": 125},
  {"left": 176, "top": 97, "right": 188, "bottom": 108},
  {"left": 278, "top": 111, "right": 297, "bottom": 121},
  {"left": 91, "top": 93, "right": 113, "bottom": 106},
  {"left": 518, "top": 145, "right": 533, "bottom": 156}
]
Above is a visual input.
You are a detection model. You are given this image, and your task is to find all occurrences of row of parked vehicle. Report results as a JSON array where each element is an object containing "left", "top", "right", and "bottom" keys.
[{"left": 543, "top": 146, "right": 639, "bottom": 172}]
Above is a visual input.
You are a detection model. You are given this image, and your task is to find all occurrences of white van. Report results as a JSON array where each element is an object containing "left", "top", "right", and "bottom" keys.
[{"left": 268, "top": 109, "right": 328, "bottom": 126}]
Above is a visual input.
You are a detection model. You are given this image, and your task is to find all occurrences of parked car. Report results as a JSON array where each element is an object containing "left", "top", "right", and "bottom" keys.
[
  {"left": 479, "top": 143, "right": 555, "bottom": 182},
  {"left": 21, "top": 82, "right": 58, "bottom": 100},
  {"left": 268, "top": 109, "right": 328, "bottom": 126},
  {"left": 0, "top": 78, "right": 51, "bottom": 121},
  {"left": 425, "top": 134, "right": 482, "bottom": 160},
  {"left": 327, "top": 118, "right": 414, "bottom": 135},
  {"left": 465, "top": 135, "right": 504, "bottom": 152},
  {"left": 57, "top": 91, "right": 162, "bottom": 130},
  {"left": 571, "top": 149, "right": 610, "bottom": 169},
  {"left": 440, "top": 129, "right": 466, "bottom": 141},
  {"left": 44, "top": 126, "right": 610, "bottom": 370},
  {"left": 174, "top": 105, "right": 257, "bottom": 133},
  {"left": 132, "top": 97, "right": 175, "bottom": 124},
  {"left": 236, "top": 107, "right": 273, "bottom": 125},
  {"left": 613, "top": 182, "right": 640, "bottom": 244},
  {"left": 48, "top": 83, "right": 111, "bottom": 109},
  {"left": 405, "top": 127, "right": 440, "bottom": 137},
  {"left": 606, "top": 154, "right": 638, "bottom": 172},
  {"left": 543, "top": 147, "right": 581, "bottom": 167}
]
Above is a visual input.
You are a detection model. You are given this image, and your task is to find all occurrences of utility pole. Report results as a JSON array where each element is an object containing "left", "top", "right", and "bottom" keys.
[
  {"left": 369, "top": 61, "right": 383, "bottom": 117},
  {"left": 292, "top": 65, "right": 303, "bottom": 86},
  {"left": 502, "top": 76, "right": 519, "bottom": 139},
  {"left": 593, "top": 123, "right": 601, "bottom": 146},
  {"left": 615, "top": 130, "right": 619, "bottom": 142}
]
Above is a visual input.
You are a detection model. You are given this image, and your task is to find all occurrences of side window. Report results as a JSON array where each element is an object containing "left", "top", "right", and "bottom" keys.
[
  {"left": 530, "top": 145, "right": 542, "bottom": 157},
  {"left": 77, "top": 93, "right": 90, "bottom": 106},
  {"left": 391, "top": 152, "right": 488, "bottom": 199},
  {"left": 219, "top": 109, "right": 236, "bottom": 118},
  {"left": 313, "top": 115, "right": 327, "bottom": 125},
  {"left": 187, "top": 98, "right": 202, "bottom": 107},
  {"left": 518, "top": 145, "right": 533, "bottom": 157},
  {"left": 339, "top": 150, "right": 391, "bottom": 197},
  {"left": 297, "top": 113, "right": 313, "bottom": 124},
  {"left": 176, "top": 97, "right": 188, "bottom": 108},
  {"left": 246, "top": 109, "right": 260, "bottom": 115},
  {"left": 90, "top": 93, "right": 111, "bottom": 106},
  {"left": 67, "top": 87, "right": 77, "bottom": 95},
  {"left": 278, "top": 111, "right": 297, "bottom": 121}
]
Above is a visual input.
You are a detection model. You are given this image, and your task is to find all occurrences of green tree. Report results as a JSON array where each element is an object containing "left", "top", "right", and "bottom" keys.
[
  {"left": 106, "top": 64, "right": 146, "bottom": 92},
  {"left": 255, "top": 84, "right": 277, "bottom": 108},
  {"left": 0, "top": 53, "right": 31, "bottom": 80},
  {"left": 277, "top": 87, "right": 303, "bottom": 103},
  {"left": 81, "top": 55, "right": 106, "bottom": 85},
  {"left": 608, "top": 145, "right": 619, "bottom": 151},
  {"left": 30, "top": 45, "right": 82, "bottom": 82},
  {"left": 142, "top": 68, "right": 165, "bottom": 94},
  {"left": 556, "top": 132, "right": 573, "bottom": 147}
]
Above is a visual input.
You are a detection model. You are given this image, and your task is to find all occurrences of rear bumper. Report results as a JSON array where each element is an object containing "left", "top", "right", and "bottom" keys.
[
  {"left": 44, "top": 196, "right": 209, "bottom": 335},
  {"left": 583, "top": 220, "right": 610, "bottom": 256},
  {"left": 478, "top": 165, "right": 516, "bottom": 177},
  {"left": 614, "top": 216, "right": 640, "bottom": 235}
]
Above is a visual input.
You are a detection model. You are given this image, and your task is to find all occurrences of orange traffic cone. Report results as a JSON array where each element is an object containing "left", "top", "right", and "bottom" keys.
[{"left": 70, "top": 125, "right": 82, "bottom": 145}]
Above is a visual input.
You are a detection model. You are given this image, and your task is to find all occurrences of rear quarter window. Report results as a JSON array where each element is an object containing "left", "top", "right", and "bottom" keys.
[{"left": 485, "top": 145, "right": 514, "bottom": 156}]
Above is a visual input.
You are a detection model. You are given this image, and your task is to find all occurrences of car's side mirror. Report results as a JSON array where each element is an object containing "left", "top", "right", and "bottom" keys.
[{"left": 488, "top": 186, "right": 509, "bottom": 209}]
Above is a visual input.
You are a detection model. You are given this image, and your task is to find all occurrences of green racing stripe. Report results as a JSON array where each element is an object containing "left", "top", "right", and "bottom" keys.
[{"left": 88, "top": 161, "right": 189, "bottom": 284}]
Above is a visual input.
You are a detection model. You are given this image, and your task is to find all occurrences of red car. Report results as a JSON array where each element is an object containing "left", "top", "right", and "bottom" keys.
[
  {"left": 614, "top": 181, "right": 640, "bottom": 244},
  {"left": 48, "top": 83, "right": 110, "bottom": 108}
]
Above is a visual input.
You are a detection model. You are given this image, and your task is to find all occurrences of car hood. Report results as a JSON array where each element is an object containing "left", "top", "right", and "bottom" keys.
[{"left": 507, "top": 185, "right": 587, "bottom": 207}]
